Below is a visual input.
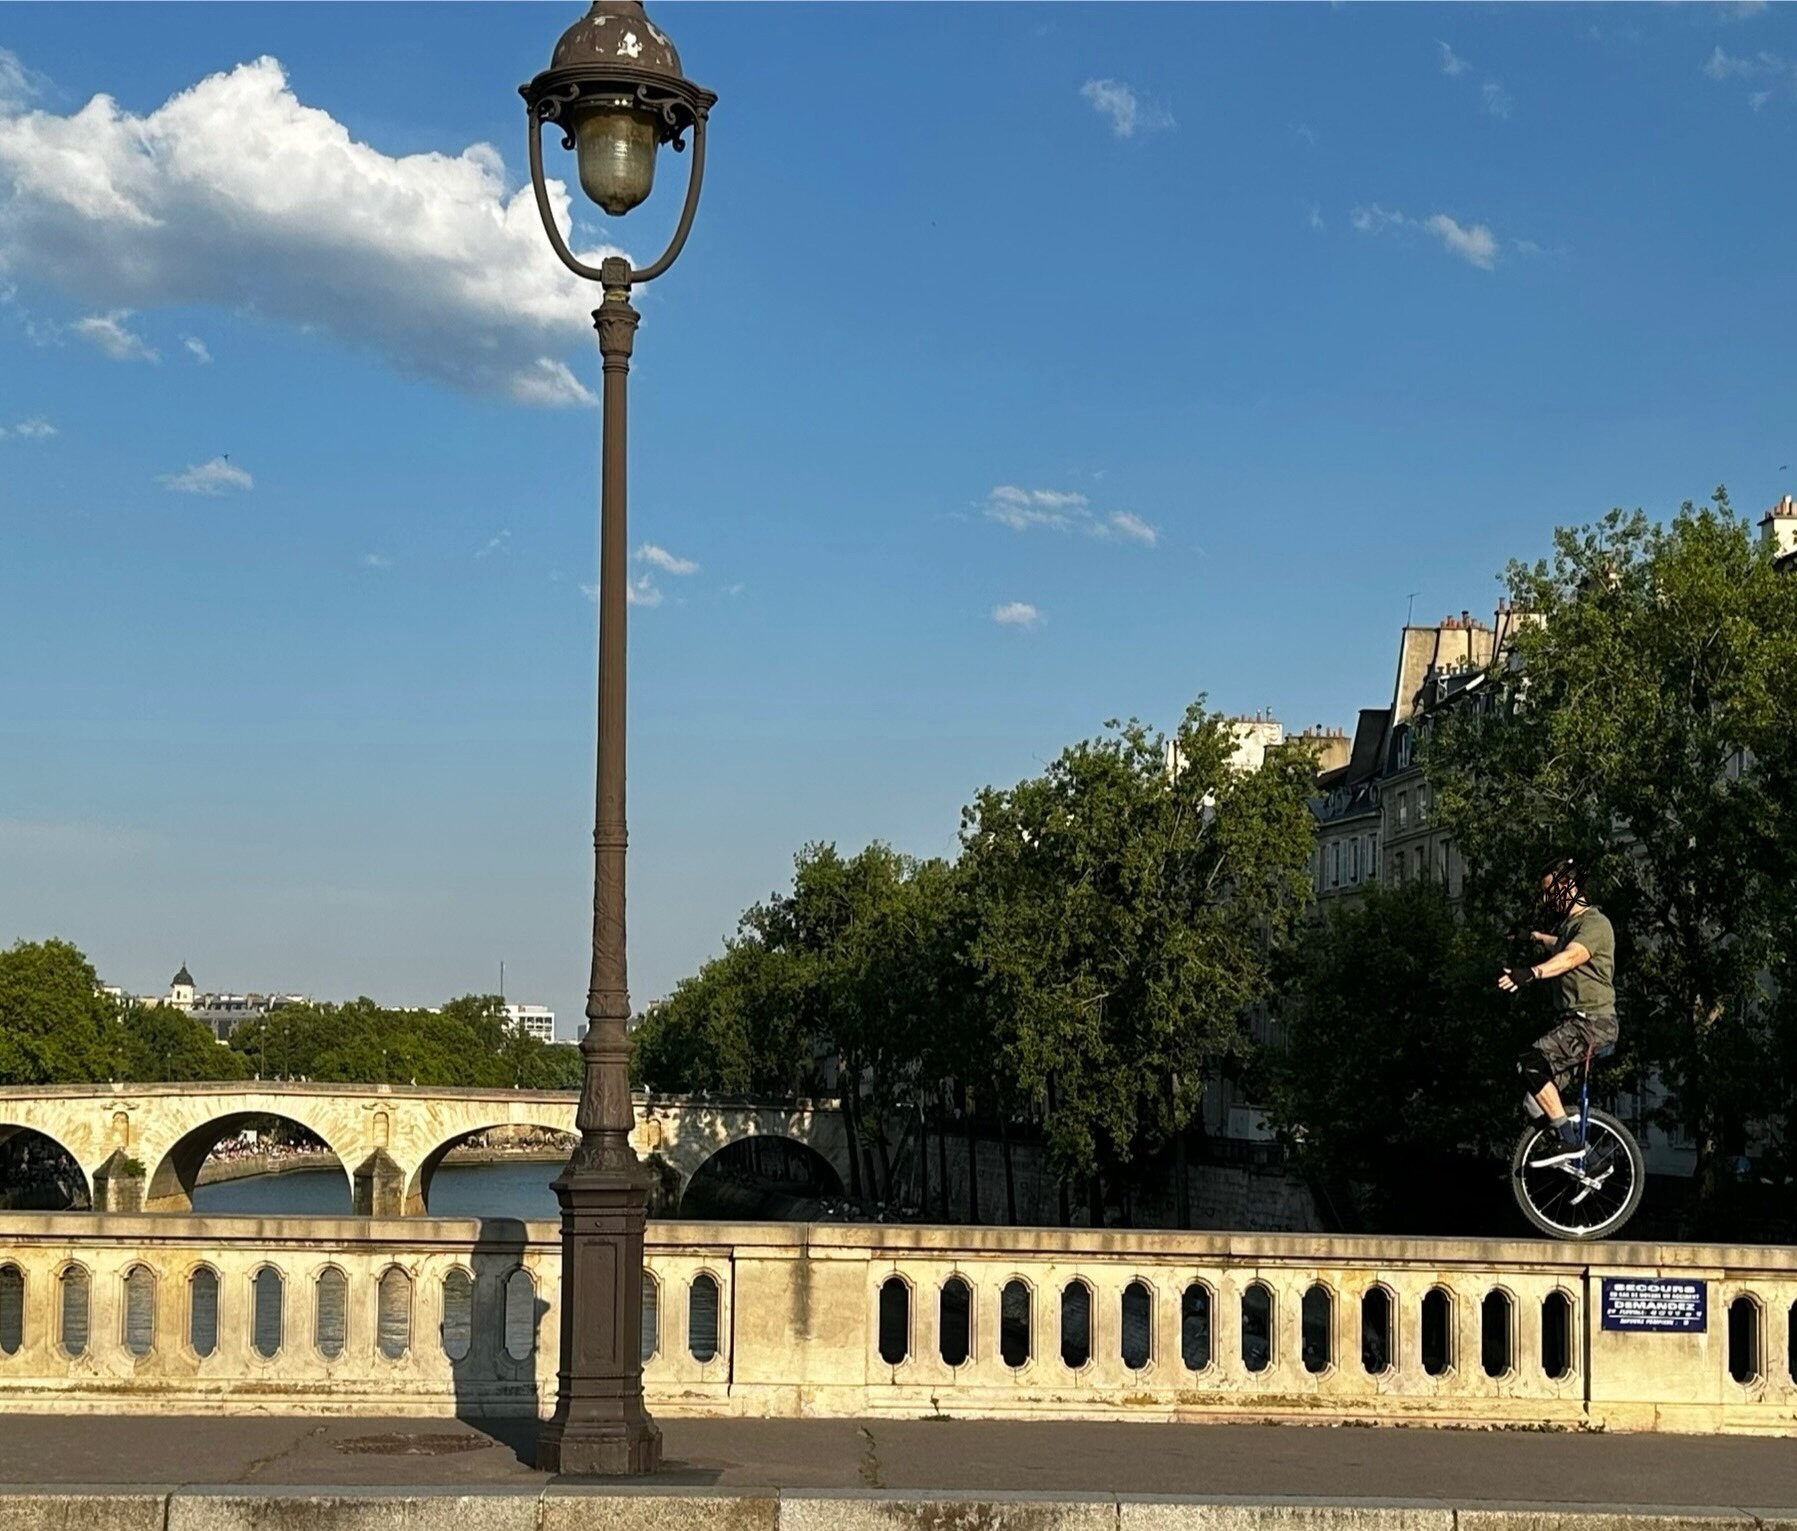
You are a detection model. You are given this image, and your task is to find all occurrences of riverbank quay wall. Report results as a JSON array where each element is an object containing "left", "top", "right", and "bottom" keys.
[{"left": 0, "top": 1218, "right": 1791, "bottom": 1435}]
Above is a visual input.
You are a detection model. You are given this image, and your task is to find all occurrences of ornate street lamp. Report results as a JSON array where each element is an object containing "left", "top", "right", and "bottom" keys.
[{"left": 520, "top": 0, "right": 714, "bottom": 1477}]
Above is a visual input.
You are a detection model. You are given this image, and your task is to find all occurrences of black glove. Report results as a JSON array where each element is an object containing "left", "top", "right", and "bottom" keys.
[{"left": 1505, "top": 966, "right": 1537, "bottom": 988}]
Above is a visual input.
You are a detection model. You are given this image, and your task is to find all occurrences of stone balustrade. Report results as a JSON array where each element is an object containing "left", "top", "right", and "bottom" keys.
[{"left": 0, "top": 1216, "right": 1793, "bottom": 1434}]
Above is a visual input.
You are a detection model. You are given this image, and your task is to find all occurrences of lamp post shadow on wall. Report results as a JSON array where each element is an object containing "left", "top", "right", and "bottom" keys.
[{"left": 519, "top": 0, "right": 716, "bottom": 1477}]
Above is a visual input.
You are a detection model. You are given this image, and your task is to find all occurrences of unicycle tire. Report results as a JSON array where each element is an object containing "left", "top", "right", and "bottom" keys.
[{"left": 1511, "top": 1107, "right": 1645, "bottom": 1241}]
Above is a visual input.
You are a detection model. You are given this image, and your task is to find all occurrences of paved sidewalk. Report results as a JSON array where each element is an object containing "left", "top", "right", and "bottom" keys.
[{"left": 1, "top": 1417, "right": 1796, "bottom": 1510}]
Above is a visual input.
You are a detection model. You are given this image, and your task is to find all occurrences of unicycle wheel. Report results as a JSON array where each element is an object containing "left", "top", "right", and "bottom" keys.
[{"left": 1511, "top": 1107, "right": 1644, "bottom": 1241}]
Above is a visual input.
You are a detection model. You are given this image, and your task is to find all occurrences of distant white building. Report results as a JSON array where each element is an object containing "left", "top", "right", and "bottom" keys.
[
  {"left": 120, "top": 966, "right": 309, "bottom": 1041},
  {"left": 503, "top": 1003, "right": 556, "bottom": 1043}
]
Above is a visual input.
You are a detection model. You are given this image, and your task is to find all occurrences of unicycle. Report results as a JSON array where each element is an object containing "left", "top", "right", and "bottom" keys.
[{"left": 1511, "top": 1044, "right": 1645, "bottom": 1240}]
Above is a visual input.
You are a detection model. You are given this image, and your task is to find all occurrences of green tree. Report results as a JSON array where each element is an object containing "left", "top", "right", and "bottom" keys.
[
  {"left": 630, "top": 939, "right": 814, "bottom": 1096},
  {"left": 0, "top": 939, "right": 113, "bottom": 1084},
  {"left": 1429, "top": 492, "right": 1797, "bottom": 1203},
  {"left": 1262, "top": 881, "right": 1515, "bottom": 1224},
  {"left": 959, "top": 703, "right": 1317, "bottom": 1204},
  {"left": 110, "top": 1002, "right": 250, "bottom": 1083}
]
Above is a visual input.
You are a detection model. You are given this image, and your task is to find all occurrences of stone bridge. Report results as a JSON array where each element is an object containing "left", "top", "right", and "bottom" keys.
[{"left": 0, "top": 1083, "right": 851, "bottom": 1217}]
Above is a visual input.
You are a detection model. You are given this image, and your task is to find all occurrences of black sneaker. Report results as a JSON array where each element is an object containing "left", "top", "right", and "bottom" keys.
[{"left": 1554, "top": 1117, "right": 1584, "bottom": 1149}]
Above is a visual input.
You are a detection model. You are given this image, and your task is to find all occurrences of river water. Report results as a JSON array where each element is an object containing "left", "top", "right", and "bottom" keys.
[{"left": 193, "top": 1162, "right": 561, "bottom": 1219}]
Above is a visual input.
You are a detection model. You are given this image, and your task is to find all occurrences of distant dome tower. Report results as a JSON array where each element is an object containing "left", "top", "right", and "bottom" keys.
[{"left": 168, "top": 964, "right": 196, "bottom": 1012}]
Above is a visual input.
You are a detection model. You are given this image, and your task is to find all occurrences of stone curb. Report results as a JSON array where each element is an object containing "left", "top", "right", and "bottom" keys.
[{"left": 0, "top": 1490, "right": 1792, "bottom": 1531}]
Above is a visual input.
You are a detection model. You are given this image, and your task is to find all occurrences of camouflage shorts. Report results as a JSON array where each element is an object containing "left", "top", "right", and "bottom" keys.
[{"left": 1533, "top": 1011, "right": 1620, "bottom": 1085}]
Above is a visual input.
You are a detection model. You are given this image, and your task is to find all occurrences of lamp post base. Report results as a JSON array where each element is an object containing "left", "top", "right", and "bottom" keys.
[
  {"left": 535, "top": 1413, "right": 662, "bottom": 1477},
  {"left": 535, "top": 1165, "right": 661, "bottom": 1477}
]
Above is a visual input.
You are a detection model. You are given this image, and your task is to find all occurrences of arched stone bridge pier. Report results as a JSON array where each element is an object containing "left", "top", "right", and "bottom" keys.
[{"left": 0, "top": 1084, "right": 851, "bottom": 1217}]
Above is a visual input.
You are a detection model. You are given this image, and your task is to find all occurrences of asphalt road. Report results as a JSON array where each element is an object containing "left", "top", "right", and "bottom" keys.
[{"left": 1, "top": 1416, "right": 1795, "bottom": 1509}]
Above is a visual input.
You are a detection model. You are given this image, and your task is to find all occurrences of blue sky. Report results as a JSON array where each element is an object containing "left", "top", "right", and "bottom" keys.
[{"left": 4, "top": 3, "right": 1796, "bottom": 1034}]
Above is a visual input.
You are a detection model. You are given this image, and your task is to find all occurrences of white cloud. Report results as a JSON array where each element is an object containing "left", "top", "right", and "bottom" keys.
[
  {"left": 1514, "top": 238, "right": 1543, "bottom": 257},
  {"left": 182, "top": 335, "right": 212, "bottom": 364},
  {"left": 1704, "top": 45, "right": 1797, "bottom": 104},
  {"left": 984, "top": 485, "right": 1158, "bottom": 546},
  {"left": 475, "top": 530, "right": 511, "bottom": 559},
  {"left": 1080, "top": 79, "right": 1174, "bottom": 139},
  {"left": 1424, "top": 213, "right": 1499, "bottom": 270},
  {"left": 1308, "top": 204, "right": 1326, "bottom": 232},
  {"left": 1291, "top": 122, "right": 1318, "bottom": 146},
  {"left": 359, "top": 552, "right": 391, "bottom": 569},
  {"left": 584, "top": 574, "right": 668, "bottom": 607},
  {"left": 1482, "top": 79, "right": 1514, "bottom": 118},
  {"left": 1438, "top": 41, "right": 1469, "bottom": 77},
  {"left": 1102, "top": 511, "right": 1159, "bottom": 547},
  {"left": 0, "top": 415, "right": 54, "bottom": 440},
  {"left": 160, "top": 455, "right": 251, "bottom": 494},
  {"left": 993, "top": 602, "right": 1044, "bottom": 630},
  {"left": 1721, "top": 1, "right": 1769, "bottom": 17},
  {"left": 1353, "top": 205, "right": 1506, "bottom": 270},
  {"left": 71, "top": 309, "right": 158, "bottom": 361},
  {"left": 0, "top": 55, "right": 621, "bottom": 405},
  {"left": 1350, "top": 204, "right": 1408, "bottom": 235},
  {"left": 635, "top": 543, "right": 698, "bottom": 576},
  {"left": 0, "top": 48, "right": 40, "bottom": 114},
  {"left": 986, "top": 484, "right": 1089, "bottom": 532}
]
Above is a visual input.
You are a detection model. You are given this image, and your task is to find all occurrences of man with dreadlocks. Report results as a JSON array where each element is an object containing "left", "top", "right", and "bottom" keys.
[{"left": 1498, "top": 855, "right": 1619, "bottom": 1149}]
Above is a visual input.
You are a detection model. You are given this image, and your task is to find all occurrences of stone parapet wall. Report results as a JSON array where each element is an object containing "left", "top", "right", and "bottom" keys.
[
  {"left": 0, "top": 1217, "right": 1792, "bottom": 1434},
  {"left": 3, "top": 1489, "right": 1797, "bottom": 1530}
]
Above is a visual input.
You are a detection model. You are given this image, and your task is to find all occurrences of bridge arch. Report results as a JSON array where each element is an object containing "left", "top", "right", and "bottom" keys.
[
  {"left": 144, "top": 1112, "right": 355, "bottom": 1214},
  {"left": 403, "top": 1110, "right": 580, "bottom": 1217},
  {"left": 676, "top": 1133, "right": 846, "bottom": 1218},
  {"left": 0, "top": 1123, "right": 92, "bottom": 1211}
]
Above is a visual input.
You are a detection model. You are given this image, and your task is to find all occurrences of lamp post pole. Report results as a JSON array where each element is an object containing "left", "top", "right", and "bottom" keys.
[{"left": 521, "top": 0, "right": 714, "bottom": 1478}]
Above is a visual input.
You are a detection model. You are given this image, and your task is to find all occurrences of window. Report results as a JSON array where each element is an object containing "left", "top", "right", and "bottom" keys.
[
  {"left": 1060, "top": 1281, "right": 1093, "bottom": 1369},
  {"left": 1728, "top": 1296, "right": 1761, "bottom": 1385},
  {"left": 877, "top": 1277, "right": 910, "bottom": 1366},
  {"left": 0, "top": 1265, "right": 22, "bottom": 1355},
  {"left": 1397, "top": 792, "right": 1409, "bottom": 830},
  {"left": 377, "top": 1267, "right": 412, "bottom": 1360},
  {"left": 315, "top": 1267, "right": 348, "bottom": 1359},
  {"left": 1331, "top": 843, "right": 1341, "bottom": 887},
  {"left": 1417, "top": 786, "right": 1429, "bottom": 825},
  {"left": 441, "top": 1270, "right": 473, "bottom": 1362},
  {"left": 939, "top": 1278, "right": 972, "bottom": 1368},
  {"left": 252, "top": 1268, "right": 283, "bottom": 1360},
  {"left": 640, "top": 1271, "right": 659, "bottom": 1365},
  {"left": 1361, "top": 1287, "right": 1392, "bottom": 1375},
  {"left": 123, "top": 1266, "right": 155, "bottom": 1357},
  {"left": 687, "top": 1273, "right": 719, "bottom": 1364},
  {"left": 1241, "top": 1283, "right": 1273, "bottom": 1373},
  {"left": 1481, "top": 1290, "right": 1514, "bottom": 1378},
  {"left": 1421, "top": 1289, "right": 1453, "bottom": 1376},
  {"left": 1414, "top": 846, "right": 1426, "bottom": 880},
  {"left": 1000, "top": 1280, "right": 1031, "bottom": 1368},
  {"left": 1541, "top": 1291, "right": 1573, "bottom": 1381},
  {"left": 1121, "top": 1282, "right": 1152, "bottom": 1371},
  {"left": 1368, "top": 835, "right": 1379, "bottom": 877},
  {"left": 1302, "top": 1284, "right": 1333, "bottom": 1374},
  {"left": 1350, "top": 838, "right": 1361, "bottom": 884},
  {"left": 59, "top": 1267, "right": 89, "bottom": 1358},
  {"left": 1180, "top": 1284, "right": 1212, "bottom": 1371},
  {"left": 504, "top": 1268, "right": 537, "bottom": 1361}
]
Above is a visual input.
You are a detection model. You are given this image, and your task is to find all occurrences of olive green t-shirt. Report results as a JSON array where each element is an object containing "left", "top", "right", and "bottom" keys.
[{"left": 1553, "top": 905, "right": 1616, "bottom": 1016}]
